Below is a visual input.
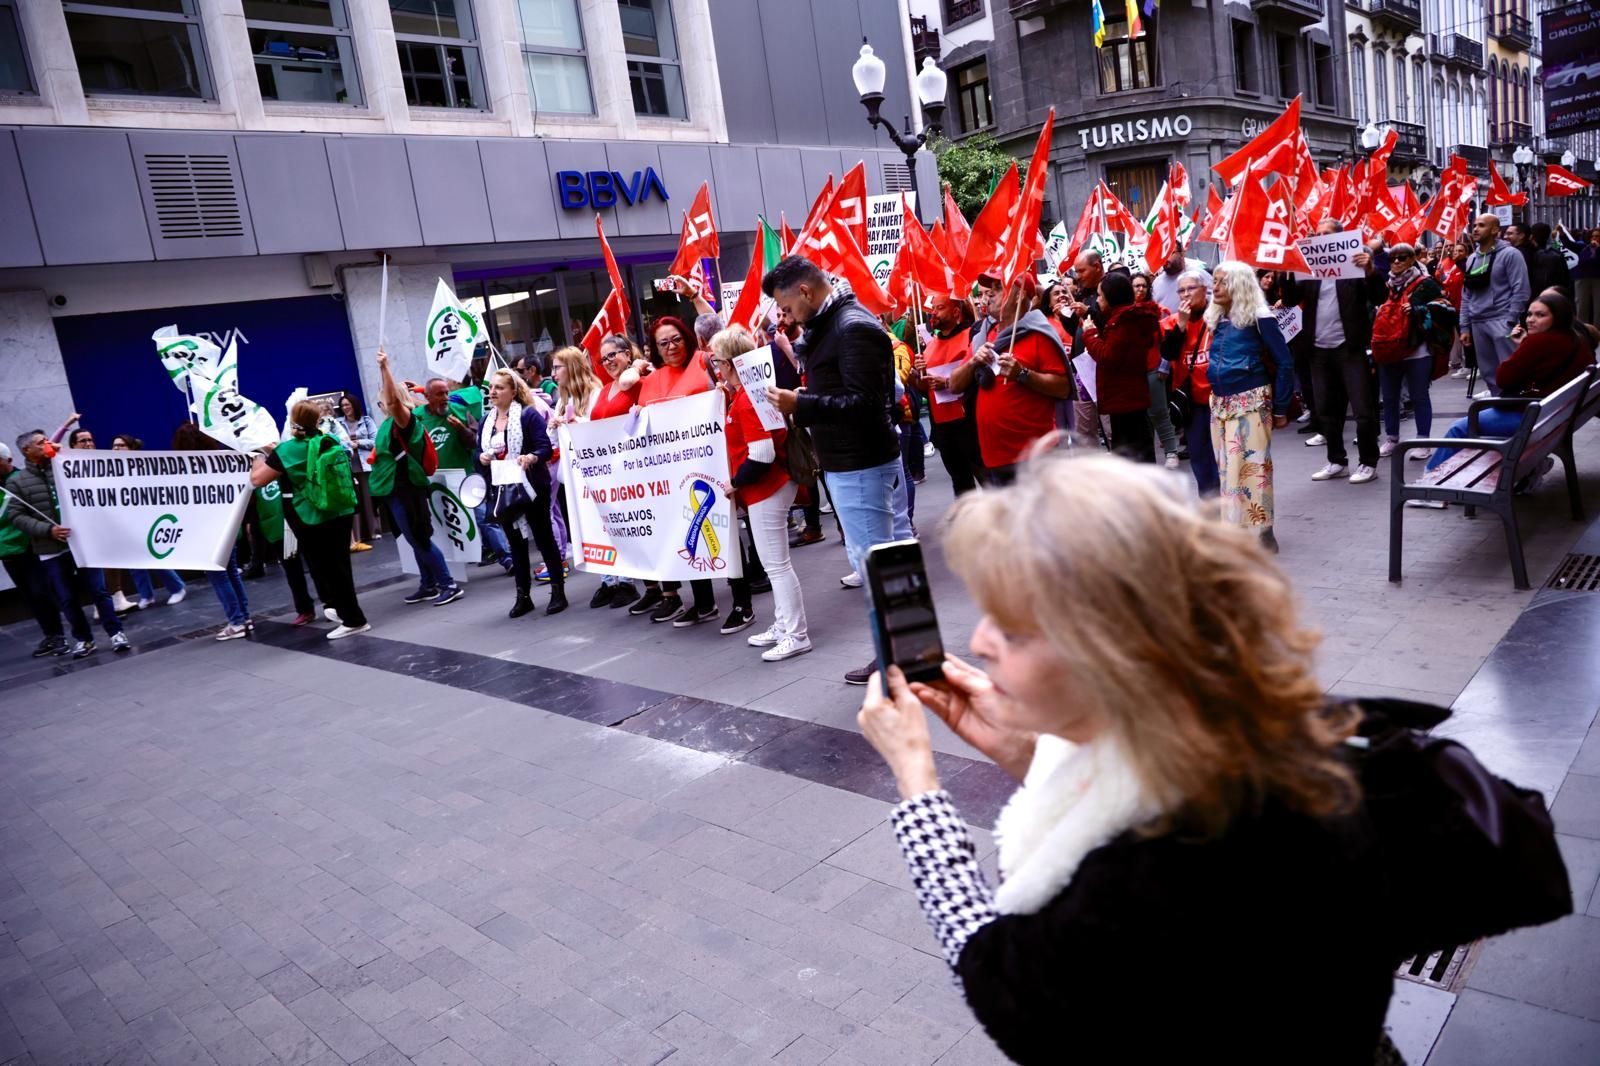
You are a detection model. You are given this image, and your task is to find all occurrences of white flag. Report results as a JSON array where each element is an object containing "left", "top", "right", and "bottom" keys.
[
  {"left": 188, "top": 340, "right": 279, "bottom": 452},
  {"left": 152, "top": 325, "right": 223, "bottom": 394},
  {"left": 1043, "top": 221, "right": 1069, "bottom": 273},
  {"left": 424, "top": 278, "right": 481, "bottom": 384}
]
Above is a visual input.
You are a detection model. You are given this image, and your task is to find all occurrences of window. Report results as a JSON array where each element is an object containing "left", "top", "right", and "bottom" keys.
[
  {"left": 244, "top": 1, "right": 361, "bottom": 105},
  {"left": 1447, "top": 79, "right": 1459, "bottom": 146},
  {"left": 1488, "top": 58, "right": 1498, "bottom": 133},
  {"left": 1351, "top": 42, "right": 1367, "bottom": 125},
  {"left": 1232, "top": 21, "right": 1258, "bottom": 94},
  {"left": 1474, "top": 87, "right": 1486, "bottom": 145},
  {"left": 0, "top": 1, "right": 31, "bottom": 92},
  {"left": 1374, "top": 47, "right": 1388, "bottom": 121},
  {"left": 389, "top": 1, "right": 484, "bottom": 109},
  {"left": 1105, "top": 162, "right": 1165, "bottom": 218},
  {"left": 62, "top": 0, "right": 212, "bottom": 98},
  {"left": 620, "top": 0, "right": 686, "bottom": 120},
  {"left": 1275, "top": 34, "right": 1298, "bottom": 99},
  {"left": 1521, "top": 68, "right": 1530, "bottom": 124},
  {"left": 1393, "top": 53, "right": 1407, "bottom": 122},
  {"left": 1431, "top": 75, "right": 1444, "bottom": 158},
  {"left": 943, "top": 0, "right": 984, "bottom": 28},
  {"left": 953, "top": 58, "right": 991, "bottom": 132},
  {"left": 1313, "top": 42, "right": 1335, "bottom": 108},
  {"left": 1096, "top": 8, "right": 1158, "bottom": 94},
  {"left": 516, "top": 0, "right": 592, "bottom": 114}
]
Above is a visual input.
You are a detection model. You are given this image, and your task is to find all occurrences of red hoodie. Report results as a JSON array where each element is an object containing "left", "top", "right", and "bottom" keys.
[{"left": 1083, "top": 302, "right": 1163, "bottom": 414}]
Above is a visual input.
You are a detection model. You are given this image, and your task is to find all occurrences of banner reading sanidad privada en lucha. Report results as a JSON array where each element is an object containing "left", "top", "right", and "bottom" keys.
[
  {"left": 52, "top": 450, "right": 253, "bottom": 571},
  {"left": 560, "top": 391, "right": 742, "bottom": 582}
]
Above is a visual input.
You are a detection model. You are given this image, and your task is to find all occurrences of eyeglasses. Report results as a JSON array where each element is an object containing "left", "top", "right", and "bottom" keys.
[{"left": 657, "top": 336, "right": 685, "bottom": 349}]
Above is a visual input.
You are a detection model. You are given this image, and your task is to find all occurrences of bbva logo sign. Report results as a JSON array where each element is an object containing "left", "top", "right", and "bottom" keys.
[{"left": 556, "top": 168, "right": 670, "bottom": 210}]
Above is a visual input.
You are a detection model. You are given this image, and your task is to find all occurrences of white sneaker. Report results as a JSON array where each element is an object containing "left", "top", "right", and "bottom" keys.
[
  {"left": 839, "top": 571, "right": 862, "bottom": 589},
  {"left": 1305, "top": 433, "right": 1327, "bottom": 447},
  {"left": 1311, "top": 463, "right": 1348, "bottom": 481},
  {"left": 922, "top": 441, "right": 936, "bottom": 457},
  {"left": 1407, "top": 448, "right": 1432, "bottom": 461},
  {"left": 137, "top": 597, "right": 155, "bottom": 610},
  {"left": 1378, "top": 438, "right": 1397, "bottom": 458},
  {"left": 1350, "top": 464, "right": 1378, "bottom": 484},
  {"left": 1472, "top": 388, "right": 1493, "bottom": 399},
  {"left": 1450, "top": 367, "right": 1469, "bottom": 379},
  {"left": 214, "top": 624, "right": 248, "bottom": 641},
  {"left": 166, "top": 587, "right": 186, "bottom": 606},
  {"left": 1296, "top": 410, "right": 1311, "bottom": 423},
  {"left": 323, "top": 607, "right": 342, "bottom": 624},
  {"left": 327, "top": 623, "right": 371, "bottom": 640},
  {"left": 1164, "top": 453, "right": 1180, "bottom": 470},
  {"left": 111, "top": 591, "right": 135, "bottom": 613},
  {"left": 747, "top": 624, "right": 782, "bottom": 649},
  {"left": 1406, "top": 499, "right": 1447, "bottom": 509},
  {"left": 761, "top": 636, "right": 813, "bottom": 662},
  {"left": 820, "top": 500, "right": 834, "bottom": 515}
]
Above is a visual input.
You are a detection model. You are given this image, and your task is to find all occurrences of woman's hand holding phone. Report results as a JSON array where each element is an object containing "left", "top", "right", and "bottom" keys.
[
  {"left": 911, "top": 655, "right": 1038, "bottom": 783},
  {"left": 858, "top": 667, "right": 940, "bottom": 800}
]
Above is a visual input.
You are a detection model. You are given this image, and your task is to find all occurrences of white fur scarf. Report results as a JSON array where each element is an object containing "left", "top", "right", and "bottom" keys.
[{"left": 992, "top": 733, "right": 1162, "bottom": 915}]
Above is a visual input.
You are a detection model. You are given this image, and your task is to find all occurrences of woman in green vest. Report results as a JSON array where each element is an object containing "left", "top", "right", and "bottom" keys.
[{"left": 251, "top": 402, "right": 370, "bottom": 640}]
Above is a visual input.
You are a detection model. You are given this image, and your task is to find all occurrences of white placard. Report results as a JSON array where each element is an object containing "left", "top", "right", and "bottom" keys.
[
  {"left": 1072, "top": 352, "right": 1099, "bottom": 405},
  {"left": 560, "top": 392, "right": 741, "bottom": 582},
  {"left": 490, "top": 459, "right": 523, "bottom": 485},
  {"left": 1292, "top": 231, "right": 1366, "bottom": 279},
  {"left": 864, "top": 192, "right": 914, "bottom": 294},
  {"left": 1273, "top": 305, "right": 1304, "bottom": 343},
  {"left": 52, "top": 450, "right": 253, "bottom": 572},
  {"left": 731, "top": 346, "right": 787, "bottom": 431}
]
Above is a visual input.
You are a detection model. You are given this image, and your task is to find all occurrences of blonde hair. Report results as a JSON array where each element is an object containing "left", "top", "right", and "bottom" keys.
[
  {"left": 1206, "top": 261, "right": 1272, "bottom": 331},
  {"left": 552, "top": 346, "right": 600, "bottom": 415},
  {"left": 943, "top": 452, "right": 1358, "bottom": 837},
  {"left": 709, "top": 326, "right": 757, "bottom": 365},
  {"left": 489, "top": 367, "right": 534, "bottom": 408}
]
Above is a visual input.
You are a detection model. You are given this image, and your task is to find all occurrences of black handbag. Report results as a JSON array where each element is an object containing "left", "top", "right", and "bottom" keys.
[
  {"left": 1166, "top": 325, "right": 1205, "bottom": 430},
  {"left": 491, "top": 481, "right": 529, "bottom": 520},
  {"left": 1344, "top": 698, "right": 1572, "bottom": 957}
]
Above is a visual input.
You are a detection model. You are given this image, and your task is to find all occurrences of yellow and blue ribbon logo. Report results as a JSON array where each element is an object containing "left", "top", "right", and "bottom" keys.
[{"left": 683, "top": 478, "right": 720, "bottom": 562}]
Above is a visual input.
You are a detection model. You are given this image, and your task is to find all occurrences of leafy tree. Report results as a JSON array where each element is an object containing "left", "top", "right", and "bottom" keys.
[{"left": 932, "top": 133, "right": 1027, "bottom": 222}]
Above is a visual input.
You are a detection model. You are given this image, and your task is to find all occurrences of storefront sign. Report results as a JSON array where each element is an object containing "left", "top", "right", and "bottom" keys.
[
  {"left": 556, "top": 168, "right": 670, "bottom": 210},
  {"left": 53, "top": 450, "right": 254, "bottom": 571},
  {"left": 1076, "top": 114, "right": 1193, "bottom": 151},
  {"left": 560, "top": 392, "right": 741, "bottom": 582}
]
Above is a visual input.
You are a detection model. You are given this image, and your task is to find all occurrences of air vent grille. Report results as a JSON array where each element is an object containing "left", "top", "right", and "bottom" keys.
[
  {"left": 1546, "top": 553, "right": 1600, "bottom": 592},
  {"left": 882, "top": 161, "right": 914, "bottom": 194},
  {"left": 144, "top": 153, "right": 244, "bottom": 240}
]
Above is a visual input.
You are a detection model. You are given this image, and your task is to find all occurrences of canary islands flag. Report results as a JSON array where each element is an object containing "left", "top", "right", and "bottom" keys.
[{"left": 1092, "top": 0, "right": 1106, "bottom": 46}]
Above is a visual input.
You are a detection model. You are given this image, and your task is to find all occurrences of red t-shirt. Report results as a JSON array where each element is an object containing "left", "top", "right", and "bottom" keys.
[
  {"left": 726, "top": 390, "right": 789, "bottom": 506},
  {"left": 976, "top": 331, "right": 1068, "bottom": 468},
  {"left": 639, "top": 351, "right": 712, "bottom": 406},
  {"left": 590, "top": 380, "right": 640, "bottom": 420},
  {"left": 922, "top": 331, "right": 970, "bottom": 424}
]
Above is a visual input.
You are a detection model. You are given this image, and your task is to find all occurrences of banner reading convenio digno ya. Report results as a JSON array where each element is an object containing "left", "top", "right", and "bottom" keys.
[
  {"left": 560, "top": 392, "right": 741, "bottom": 582},
  {"left": 52, "top": 450, "right": 253, "bottom": 571}
]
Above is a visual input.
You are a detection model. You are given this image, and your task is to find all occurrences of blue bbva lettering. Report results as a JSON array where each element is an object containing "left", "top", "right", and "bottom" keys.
[{"left": 554, "top": 168, "right": 671, "bottom": 210}]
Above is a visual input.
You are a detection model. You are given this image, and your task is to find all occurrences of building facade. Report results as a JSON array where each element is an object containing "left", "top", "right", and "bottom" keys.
[{"left": 0, "top": 0, "right": 938, "bottom": 459}]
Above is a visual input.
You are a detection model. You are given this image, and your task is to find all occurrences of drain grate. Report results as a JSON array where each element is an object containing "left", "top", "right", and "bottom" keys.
[
  {"left": 1546, "top": 553, "right": 1600, "bottom": 592},
  {"left": 1396, "top": 942, "right": 1478, "bottom": 991}
]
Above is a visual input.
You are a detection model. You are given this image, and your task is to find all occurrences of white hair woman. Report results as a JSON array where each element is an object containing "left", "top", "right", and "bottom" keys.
[
  {"left": 1203, "top": 261, "right": 1298, "bottom": 551},
  {"left": 855, "top": 453, "right": 1401, "bottom": 1063}
]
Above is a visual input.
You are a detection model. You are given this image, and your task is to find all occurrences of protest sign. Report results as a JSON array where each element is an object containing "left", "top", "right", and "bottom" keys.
[
  {"left": 560, "top": 392, "right": 741, "bottom": 582},
  {"left": 424, "top": 279, "right": 481, "bottom": 383},
  {"left": 730, "top": 346, "right": 787, "bottom": 431},
  {"left": 188, "top": 341, "right": 280, "bottom": 452},
  {"left": 152, "top": 325, "right": 225, "bottom": 395},
  {"left": 1071, "top": 353, "right": 1098, "bottom": 405},
  {"left": 1292, "top": 230, "right": 1365, "bottom": 279},
  {"left": 393, "top": 468, "right": 483, "bottom": 582},
  {"left": 1273, "top": 305, "right": 1304, "bottom": 343},
  {"left": 52, "top": 450, "right": 253, "bottom": 571},
  {"left": 864, "top": 193, "right": 914, "bottom": 294}
]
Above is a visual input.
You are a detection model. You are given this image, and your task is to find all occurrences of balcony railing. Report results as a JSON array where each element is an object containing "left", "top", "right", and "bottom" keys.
[
  {"left": 1430, "top": 33, "right": 1484, "bottom": 68},
  {"left": 910, "top": 15, "right": 940, "bottom": 69},
  {"left": 1252, "top": 0, "right": 1326, "bottom": 23},
  {"left": 1454, "top": 144, "right": 1490, "bottom": 172},
  {"left": 1008, "top": 0, "right": 1070, "bottom": 16},
  {"left": 1369, "top": 0, "right": 1422, "bottom": 33},
  {"left": 1379, "top": 120, "right": 1429, "bottom": 162},
  {"left": 1494, "top": 120, "right": 1534, "bottom": 148},
  {"left": 1497, "top": 12, "right": 1533, "bottom": 48}
]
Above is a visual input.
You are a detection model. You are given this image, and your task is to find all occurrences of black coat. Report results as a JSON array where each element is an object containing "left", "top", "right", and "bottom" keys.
[
  {"left": 792, "top": 293, "right": 900, "bottom": 473},
  {"left": 956, "top": 796, "right": 1396, "bottom": 1065},
  {"left": 1289, "top": 272, "right": 1385, "bottom": 356}
]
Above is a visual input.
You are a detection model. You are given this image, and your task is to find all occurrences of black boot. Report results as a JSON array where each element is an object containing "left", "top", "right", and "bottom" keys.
[
  {"left": 546, "top": 583, "right": 568, "bottom": 616},
  {"left": 509, "top": 591, "right": 535, "bottom": 618}
]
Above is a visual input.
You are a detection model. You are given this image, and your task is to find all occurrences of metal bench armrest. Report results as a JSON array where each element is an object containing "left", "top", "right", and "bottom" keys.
[{"left": 1468, "top": 397, "right": 1534, "bottom": 434}]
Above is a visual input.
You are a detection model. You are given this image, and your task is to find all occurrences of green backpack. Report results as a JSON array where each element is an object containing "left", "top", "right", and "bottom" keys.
[{"left": 300, "top": 435, "right": 358, "bottom": 521}]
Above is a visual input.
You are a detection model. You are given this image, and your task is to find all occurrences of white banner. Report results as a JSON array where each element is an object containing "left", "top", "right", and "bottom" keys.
[
  {"left": 1273, "top": 305, "right": 1304, "bottom": 343},
  {"left": 424, "top": 278, "right": 482, "bottom": 384},
  {"left": 864, "top": 193, "right": 914, "bottom": 296},
  {"left": 152, "top": 325, "right": 225, "bottom": 395},
  {"left": 730, "top": 346, "right": 786, "bottom": 431},
  {"left": 560, "top": 392, "right": 741, "bottom": 582},
  {"left": 394, "top": 468, "right": 483, "bottom": 582},
  {"left": 1292, "top": 230, "right": 1366, "bottom": 279},
  {"left": 188, "top": 341, "right": 280, "bottom": 453},
  {"left": 53, "top": 450, "right": 252, "bottom": 571}
]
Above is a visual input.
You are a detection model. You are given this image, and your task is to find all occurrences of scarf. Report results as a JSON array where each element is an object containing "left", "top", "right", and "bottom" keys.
[
  {"left": 992, "top": 733, "right": 1162, "bottom": 915},
  {"left": 480, "top": 401, "right": 523, "bottom": 460},
  {"left": 1387, "top": 261, "right": 1426, "bottom": 297}
]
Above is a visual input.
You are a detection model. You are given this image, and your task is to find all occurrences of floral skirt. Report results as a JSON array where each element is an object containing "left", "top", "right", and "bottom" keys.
[{"left": 1210, "top": 386, "right": 1275, "bottom": 530}]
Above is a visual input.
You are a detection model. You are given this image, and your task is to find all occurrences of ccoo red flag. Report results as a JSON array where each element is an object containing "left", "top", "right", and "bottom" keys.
[
  {"left": 1215, "top": 97, "right": 1303, "bottom": 186},
  {"left": 666, "top": 182, "right": 719, "bottom": 298},
  {"left": 580, "top": 215, "right": 632, "bottom": 373},
  {"left": 887, "top": 196, "right": 959, "bottom": 308},
  {"left": 997, "top": 108, "right": 1056, "bottom": 285},
  {"left": 1228, "top": 172, "right": 1312, "bottom": 274}
]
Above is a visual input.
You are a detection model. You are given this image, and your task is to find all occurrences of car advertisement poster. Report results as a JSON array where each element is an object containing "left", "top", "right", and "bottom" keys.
[{"left": 1543, "top": 0, "right": 1600, "bottom": 136}]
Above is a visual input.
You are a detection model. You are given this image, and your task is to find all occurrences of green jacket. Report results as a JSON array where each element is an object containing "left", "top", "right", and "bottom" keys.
[
  {"left": 5, "top": 462, "right": 62, "bottom": 557},
  {"left": 416, "top": 401, "right": 476, "bottom": 470},
  {"left": 369, "top": 416, "right": 430, "bottom": 498},
  {"left": 0, "top": 470, "right": 30, "bottom": 558},
  {"left": 271, "top": 433, "right": 355, "bottom": 525}
]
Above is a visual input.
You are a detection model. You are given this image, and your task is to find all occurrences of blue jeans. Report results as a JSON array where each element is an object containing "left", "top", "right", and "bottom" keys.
[
  {"left": 385, "top": 495, "right": 454, "bottom": 589},
  {"left": 1379, "top": 357, "right": 1434, "bottom": 440},
  {"left": 475, "top": 501, "right": 511, "bottom": 563},
  {"left": 825, "top": 458, "right": 901, "bottom": 586},
  {"left": 1186, "top": 404, "right": 1220, "bottom": 497},
  {"left": 42, "top": 553, "right": 119, "bottom": 641},
  {"left": 207, "top": 549, "right": 249, "bottom": 626},
  {"left": 132, "top": 568, "right": 186, "bottom": 601},
  {"left": 1425, "top": 407, "right": 1524, "bottom": 470},
  {"left": 896, "top": 427, "right": 916, "bottom": 528}
]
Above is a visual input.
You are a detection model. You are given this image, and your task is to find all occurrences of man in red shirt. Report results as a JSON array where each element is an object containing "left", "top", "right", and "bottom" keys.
[{"left": 947, "top": 275, "right": 1073, "bottom": 484}]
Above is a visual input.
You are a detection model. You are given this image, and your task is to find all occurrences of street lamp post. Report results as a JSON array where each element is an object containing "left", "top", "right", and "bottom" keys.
[
  {"left": 852, "top": 42, "right": 947, "bottom": 219},
  {"left": 1513, "top": 144, "right": 1536, "bottom": 220}
]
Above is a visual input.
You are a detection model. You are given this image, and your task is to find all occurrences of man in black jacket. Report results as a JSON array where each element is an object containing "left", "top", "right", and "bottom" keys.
[
  {"left": 763, "top": 256, "right": 900, "bottom": 686},
  {"left": 1294, "top": 221, "right": 1385, "bottom": 485},
  {"left": 1528, "top": 223, "right": 1574, "bottom": 296}
]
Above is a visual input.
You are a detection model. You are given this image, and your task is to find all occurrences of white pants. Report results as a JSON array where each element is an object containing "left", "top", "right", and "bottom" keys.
[{"left": 747, "top": 480, "right": 807, "bottom": 643}]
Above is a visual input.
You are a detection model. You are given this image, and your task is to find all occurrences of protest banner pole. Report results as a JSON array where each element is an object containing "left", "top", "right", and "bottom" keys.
[{"left": 377, "top": 254, "right": 389, "bottom": 349}]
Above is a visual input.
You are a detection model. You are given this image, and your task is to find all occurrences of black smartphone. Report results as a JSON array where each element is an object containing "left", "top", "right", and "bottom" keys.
[{"left": 865, "top": 539, "right": 946, "bottom": 684}]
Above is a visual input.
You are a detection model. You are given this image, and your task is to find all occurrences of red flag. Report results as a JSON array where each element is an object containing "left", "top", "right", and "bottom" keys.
[
  {"left": 1195, "top": 186, "right": 1225, "bottom": 243},
  {"left": 1486, "top": 163, "right": 1527, "bottom": 207},
  {"left": 887, "top": 196, "right": 958, "bottom": 309},
  {"left": 1418, "top": 156, "right": 1474, "bottom": 240},
  {"left": 1547, "top": 164, "right": 1594, "bottom": 197},
  {"left": 666, "top": 182, "right": 719, "bottom": 299},
  {"left": 928, "top": 220, "right": 949, "bottom": 263},
  {"left": 956, "top": 162, "right": 1020, "bottom": 292},
  {"left": 795, "top": 210, "right": 893, "bottom": 316},
  {"left": 1228, "top": 171, "right": 1312, "bottom": 274},
  {"left": 802, "top": 177, "right": 834, "bottom": 235},
  {"left": 780, "top": 214, "right": 797, "bottom": 254},
  {"left": 1215, "top": 97, "right": 1303, "bottom": 186},
  {"left": 827, "top": 163, "right": 870, "bottom": 260},
  {"left": 942, "top": 184, "right": 971, "bottom": 267},
  {"left": 998, "top": 108, "right": 1056, "bottom": 285},
  {"left": 1144, "top": 163, "right": 1185, "bottom": 274},
  {"left": 1341, "top": 160, "right": 1371, "bottom": 230},
  {"left": 580, "top": 215, "right": 632, "bottom": 372},
  {"left": 728, "top": 226, "right": 771, "bottom": 334}
]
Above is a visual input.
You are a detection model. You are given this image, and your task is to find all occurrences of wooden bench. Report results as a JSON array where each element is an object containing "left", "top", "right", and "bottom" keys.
[{"left": 1389, "top": 369, "right": 1594, "bottom": 589}]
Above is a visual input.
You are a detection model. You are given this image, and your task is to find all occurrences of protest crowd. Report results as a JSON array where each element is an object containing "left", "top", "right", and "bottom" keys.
[{"left": 2, "top": 96, "right": 1595, "bottom": 1063}]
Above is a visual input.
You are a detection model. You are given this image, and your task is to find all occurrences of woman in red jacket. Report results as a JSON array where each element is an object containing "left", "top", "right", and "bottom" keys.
[{"left": 1083, "top": 273, "right": 1163, "bottom": 462}]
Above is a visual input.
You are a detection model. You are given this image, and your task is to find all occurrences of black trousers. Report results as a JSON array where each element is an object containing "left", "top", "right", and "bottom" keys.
[
  {"left": 1108, "top": 410, "right": 1156, "bottom": 463},
  {"left": 281, "top": 504, "right": 328, "bottom": 616},
  {"left": 1293, "top": 347, "right": 1317, "bottom": 420},
  {"left": 1311, "top": 343, "right": 1380, "bottom": 468},
  {"left": 3, "top": 553, "right": 63, "bottom": 640},
  {"left": 502, "top": 494, "right": 564, "bottom": 598},
  {"left": 300, "top": 514, "right": 366, "bottom": 627},
  {"left": 929, "top": 417, "right": 982, "bottom": 495}
]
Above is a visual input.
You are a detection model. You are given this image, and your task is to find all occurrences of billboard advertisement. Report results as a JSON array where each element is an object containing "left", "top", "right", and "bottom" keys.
[{"left": 1543, "top": 0, "right": 1600, "bottom": 136}]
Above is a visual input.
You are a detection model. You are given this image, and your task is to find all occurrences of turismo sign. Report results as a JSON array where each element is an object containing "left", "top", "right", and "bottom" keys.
[{"left": 1076, "top": 114, "right": 1193, "bottom": 151}]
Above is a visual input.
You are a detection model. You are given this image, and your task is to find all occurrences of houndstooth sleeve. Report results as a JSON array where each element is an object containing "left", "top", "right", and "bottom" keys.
[{"left": 890, "top": 790, "right": 998, "bottom": 970}]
